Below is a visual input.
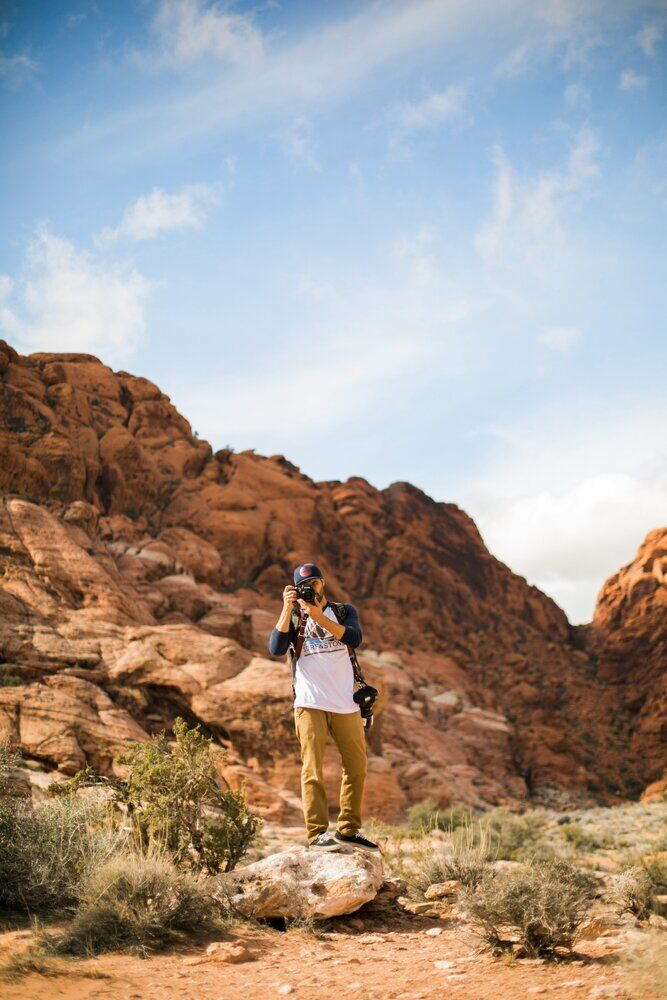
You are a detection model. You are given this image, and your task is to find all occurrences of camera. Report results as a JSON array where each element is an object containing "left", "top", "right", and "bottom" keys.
[
  {"left": 294, "top": 582, "right": 317, "bottom": 604},
  {"left": 353, "top": 683, "right": 379, "bottom": 725}
]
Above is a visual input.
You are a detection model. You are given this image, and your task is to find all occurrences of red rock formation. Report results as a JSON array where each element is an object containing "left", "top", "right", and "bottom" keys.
[
  {"left": 1, "top": 340, "right": 664, "bottom": 813},
  {"left": 589, "top": 527, "right": 667, "bottom": 800}
]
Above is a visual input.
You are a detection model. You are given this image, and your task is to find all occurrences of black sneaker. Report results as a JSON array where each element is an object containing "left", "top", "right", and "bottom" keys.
[
  {"left": 333, "top": 830, "right": 381, "bottom": 853},
  {"left": 308, "top": 833, "right": 341, "bottom": 851}
]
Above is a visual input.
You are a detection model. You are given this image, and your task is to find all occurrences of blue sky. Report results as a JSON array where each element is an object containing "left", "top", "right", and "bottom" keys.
[{"left": 1, "top": 0, "right": 666, "bottom": 623}]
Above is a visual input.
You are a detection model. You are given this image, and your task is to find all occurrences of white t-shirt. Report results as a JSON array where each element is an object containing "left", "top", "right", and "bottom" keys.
[{"left": 293, "top": 604, "right": 359, "bottom": 714}]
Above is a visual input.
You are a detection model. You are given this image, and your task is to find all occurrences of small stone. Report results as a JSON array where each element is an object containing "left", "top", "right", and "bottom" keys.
[
  {"left": 424, "top": 880, "right": 462, "bottom": 899},
  {"left": 357, "top": 934, "right": 385, "bottom": 944},
  {"left": 424, "top": 927, "right": 443, "bottom": 936},
  {"left": 434, "top": 960, "right": 457, "bottom": 969},
  {"left": 587, "top": 986, "right": 626, "bottom": 998},
  {"left": 205, "top": 941, "right": 252, "bottom": 963},
  {"left": 181, "top": 956, "right": 207, "bottom": 967},
  {"left": 526, "top": 989, "right": 547, "bottom": 995},
  {"left": 276, "top": 987, "right": 295, "bottom": 996},
  {"left": 560, "top": 982, "right": 585, "bottom": 989}
]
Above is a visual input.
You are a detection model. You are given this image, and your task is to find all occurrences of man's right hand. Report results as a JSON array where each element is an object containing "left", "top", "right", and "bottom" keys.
[{"left": 283, "top": 585, "right": 298, "bottom": 609}]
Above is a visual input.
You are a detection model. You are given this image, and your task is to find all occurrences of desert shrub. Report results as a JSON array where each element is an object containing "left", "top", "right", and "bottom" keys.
[
  {"left": 642, "top": 853, "right": 667, "bottom": 893},
  {"left": 0, "top": 795, "right": 124, "bottom": 914},
  {"left": 560, "top": 821, "right": 601, "bottom": 852},
  {"left": 50, "top": 718, "right": 262, "bottom": 874},
  {"left": 54, "top": 851, "right": 224, "bottom": 956},
  {"left": 405, "top": 820, "right": 492, "bottom": 899},
  {"left": 612, "top": 866, "right": 655, "bottom": 921},
  {"left": 406, "top": 799, "right": 475, "bottom": 833},
  {"left": 0, "top": 675, "right": 24, "bottom": 687},
  {"left": 482, "top": 807, "right": 550, "bottom": 861},
  {"left": 0, "top": 739, "right": 21, "bottom": 795},
  {"left": 457, "top": 858, "right": 596, "bottom": 957}
]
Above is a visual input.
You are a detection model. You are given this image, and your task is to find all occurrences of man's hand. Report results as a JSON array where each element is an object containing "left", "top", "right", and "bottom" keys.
[
  {"left": 282, "top": 584, "right": 298, "bottom": 609},
  {"left": 298, "top": 591, "right": 326, "bottom": 624}
]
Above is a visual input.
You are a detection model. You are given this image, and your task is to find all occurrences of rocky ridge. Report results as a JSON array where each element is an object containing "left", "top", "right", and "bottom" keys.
[{"left": 0, "top": 340, "right": 664, "bottom": 816}]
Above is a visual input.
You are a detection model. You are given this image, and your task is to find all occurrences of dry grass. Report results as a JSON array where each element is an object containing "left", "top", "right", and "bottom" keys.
[
  {"left": 51, "top": 849, "right": 226, "bottom": 956},
  {"left": 456, "top": 858, "right": 597, "bottom": 957}
]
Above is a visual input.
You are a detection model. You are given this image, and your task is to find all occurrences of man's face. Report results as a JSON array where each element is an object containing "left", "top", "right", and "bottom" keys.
[{"left": 310, "top": 577, "right": 325, "bottom": 598}]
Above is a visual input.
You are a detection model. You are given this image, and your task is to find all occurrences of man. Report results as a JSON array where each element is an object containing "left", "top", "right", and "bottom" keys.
[{"left": 268, "top": 562, "right": 380, "bottom": 853}]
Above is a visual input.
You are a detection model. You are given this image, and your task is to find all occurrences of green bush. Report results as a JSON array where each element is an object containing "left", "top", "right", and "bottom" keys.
[
  {"left": 406, "top": 799, "right": 475, "bottom": 833},
  {"left": 0, "top": 796, "right": 124, "bottom": 914},
  {"left": 50, "top": 718, "right": 262, "bottom": 875},
  {"left": 53, "top": 851, "right": 224, "bottom": 956},
  {"left": 457, "top": 858, "right": 596, "bottom": 957}
]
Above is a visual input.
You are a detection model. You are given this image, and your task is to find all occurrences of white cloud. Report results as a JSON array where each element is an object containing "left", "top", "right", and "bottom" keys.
[
  {"left": 295, "top": 275, "right": 336, "bottom": 301},
  {"left": 0, "top": 228, "right": 151, "bottom": 360},
  {"left": 635, "top": 21, "right": 664, "bottom": 57},
  {"left": 539, "top": 325, "right": 582, "bottom": 353},
  {"left": 274, "top": 116, "right": 320, "bottom": 170},
  {"left": 495, "top": 41, "right": 532, "bottom": 78},
  {"left": 145, "top": 0, "right": 263, "bottom": 69},
  {"left": 61, "top": 0, "right": 618, "bottom": 160},
  {"left": 450, "top": 400, "right": 667, "bottom": 623},
  {"left": 0, "top": 53, "right": 38, "bottom": 86},
  {"left": 96, "top": 182, "right": 221, "bottom": 244},
  {"left": 394, "top": 85, "right": 468, "bottom": 131},
  {"left": 619, "top": 68, "right": 648, "bottom": 91},
  {"left": 632, "top": 126, "right": 667, "bottom": 207},
  {"left": 474, "top": 128, "right": 600, "bottom": 274},
  {"left": 477, "top": 474, "right": 667, "bottom": 623},
  {"left": 563, "top": 82, "right": 590, "bottom": 108}
]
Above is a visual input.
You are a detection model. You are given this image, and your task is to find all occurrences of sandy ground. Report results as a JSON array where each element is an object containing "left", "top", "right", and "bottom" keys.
[
  {"left": 0, "top": 903, "right": 653, "bottom": 1000},
  {"left": 2, "top": 811, "right": 664, "bottom": 1000}
]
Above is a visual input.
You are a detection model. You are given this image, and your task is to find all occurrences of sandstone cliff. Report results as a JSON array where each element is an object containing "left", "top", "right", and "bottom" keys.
[{"left": 0, "top": 340, "right": 663, "bottom": 816}]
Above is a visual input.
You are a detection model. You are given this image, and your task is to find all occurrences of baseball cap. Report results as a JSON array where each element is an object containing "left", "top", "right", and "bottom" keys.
[{"left": 293, "top": 562, "right": 323, "bottom": 585}]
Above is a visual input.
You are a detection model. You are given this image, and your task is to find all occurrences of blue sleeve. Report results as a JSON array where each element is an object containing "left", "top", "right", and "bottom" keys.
[
  {"left": 268, "top": 620, "right": 296, "bottom": 657},
  {"left": 341, "top": 604, "right": 362, "bottom": 648}
]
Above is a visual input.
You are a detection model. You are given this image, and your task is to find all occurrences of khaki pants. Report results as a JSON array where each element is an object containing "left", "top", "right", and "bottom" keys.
[{"left": 294, "top": 706, "right": 367, "bottom": 843}]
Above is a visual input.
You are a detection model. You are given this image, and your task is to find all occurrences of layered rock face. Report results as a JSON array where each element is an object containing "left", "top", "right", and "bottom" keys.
[
  {"left": 589, "top": 528, "right": 667, "bottom": 801},
  {"left": 0, "top": 340, "right": 664, "bottom": 815}
]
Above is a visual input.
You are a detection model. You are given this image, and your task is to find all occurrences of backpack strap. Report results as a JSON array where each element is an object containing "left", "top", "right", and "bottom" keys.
[{"left": 328, "top": 602, "right": 366, "bottom": 687}]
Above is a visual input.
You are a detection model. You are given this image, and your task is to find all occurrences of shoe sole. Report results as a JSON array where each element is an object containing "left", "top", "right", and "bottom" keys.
[
  {"left": 333, "top": 837, "right": 381, "bottom": 853},
  {"left": 308, "top": 842, "right": 342, "bottom": 851}
]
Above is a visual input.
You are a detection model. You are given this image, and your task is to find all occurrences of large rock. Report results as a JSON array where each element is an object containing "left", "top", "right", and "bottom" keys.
[{"left": 215, "top": 846, "right": 384, "bottom": 920}]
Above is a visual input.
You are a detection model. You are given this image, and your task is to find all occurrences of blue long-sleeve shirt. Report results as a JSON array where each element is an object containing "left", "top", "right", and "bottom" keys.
[{"left": 268, "top": 601, "right": 362, "bottom": 657}]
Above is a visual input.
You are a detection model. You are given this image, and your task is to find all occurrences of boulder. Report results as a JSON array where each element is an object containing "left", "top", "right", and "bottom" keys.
[{"left": 215, "top": 846, "right": 384, "bottom": 920}]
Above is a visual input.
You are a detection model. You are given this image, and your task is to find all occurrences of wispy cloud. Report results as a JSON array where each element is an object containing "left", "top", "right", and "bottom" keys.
[
  {"left": 96, "top": 182, "right": 222, "bottom": 244},
  {"left": 619, "top": 68, "right": 648, "bottom": 91},
  {"left": 274, "top": 116, "right": 320, "bottom": 170},
  {"left": 635, "top": 20, "right": 664, "bottom": 57},
  {"left": 139, "top": 0, "right": 264, "bottom": 71},
  {"left": 474, "top": 128, "right": 600, "bottom": 274},
  {"left": 393, "top": 84, "right": 468, "bottom": 131},
  {"left": 58, "top": 0, "right": 617, "bottom": 161},
  {"left": 0, "top": 228, "right": 151, "bottom": 360},
  {"left": 0, "top": 52, "right": 38, "bottom": 87},
  {"left": 539, "top": 325, "right": 582, "bottom": 353}
]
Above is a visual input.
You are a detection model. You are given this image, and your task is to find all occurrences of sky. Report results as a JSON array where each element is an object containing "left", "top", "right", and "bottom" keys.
[{"left": 1, "top": 0, "right": 666, "bottom": 624}]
